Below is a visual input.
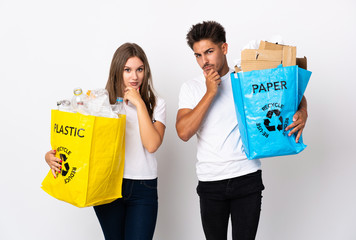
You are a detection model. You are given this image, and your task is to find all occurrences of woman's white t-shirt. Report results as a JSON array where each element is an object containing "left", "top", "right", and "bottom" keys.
[{"left": 123, "top": 96, "right": 166, "bottom": 180}]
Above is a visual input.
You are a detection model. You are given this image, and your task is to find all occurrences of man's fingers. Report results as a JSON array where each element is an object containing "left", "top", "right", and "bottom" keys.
[
  {"left": 285, "top": 121, "right": 297, "bottom": 131},
  {"left": 293, "top": 112, "right": 301, "bottom": 121},
  {"left": 288, "top": 124, "right": 303, "bottom": 136},
  {"left": 295, "top": 130, "right": 302, "bottom": 143}
]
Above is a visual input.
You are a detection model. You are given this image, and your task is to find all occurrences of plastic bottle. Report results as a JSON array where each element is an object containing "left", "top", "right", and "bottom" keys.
[
  {"left": 71, "top": 88, "right": 88, "bottom": 114},
  {"left": 57, "top": 100, "right": 73, "bottom": 112},
  {"left": 112, "top": 97, "right": 126, "bottom": 118}
]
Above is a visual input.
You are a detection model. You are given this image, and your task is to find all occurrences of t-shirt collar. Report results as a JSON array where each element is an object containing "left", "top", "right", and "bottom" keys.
[{"left": 221, "top": 68, "right": 234, "bottom": 82}]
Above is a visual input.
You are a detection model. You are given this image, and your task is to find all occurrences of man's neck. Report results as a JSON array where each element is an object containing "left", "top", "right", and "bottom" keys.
[{"left": 219, "top": 63, "right": 229, "bottom": 77}]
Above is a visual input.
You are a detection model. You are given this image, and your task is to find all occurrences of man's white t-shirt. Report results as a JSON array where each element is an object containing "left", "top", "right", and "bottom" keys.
[
  {"left": 123, "top": 96, "right": 166, "bottom": 179},
  {"left": 178, "top": 69, "right": 261, "bottom": 181}
]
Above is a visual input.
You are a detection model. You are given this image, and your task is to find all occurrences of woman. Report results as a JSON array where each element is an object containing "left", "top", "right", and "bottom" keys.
[{"left": 45, "top": 43, "right": 166, "bottom": 240}]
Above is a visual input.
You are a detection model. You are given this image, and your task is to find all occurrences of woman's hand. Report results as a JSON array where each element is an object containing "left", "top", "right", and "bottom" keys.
[
  {"left": 45, "top": 150, "right": 62, "bottom": 178},
  {"left": 123, "top": 87, "right": 144, "bottom": 107}
]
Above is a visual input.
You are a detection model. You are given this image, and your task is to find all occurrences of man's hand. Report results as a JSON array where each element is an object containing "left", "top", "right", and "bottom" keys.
[
  {"left": 285, "top": 108, "right": 308, "bottom": 143},
  {"left": 204, "top": 69, "right": 221, "bottom": 96}
]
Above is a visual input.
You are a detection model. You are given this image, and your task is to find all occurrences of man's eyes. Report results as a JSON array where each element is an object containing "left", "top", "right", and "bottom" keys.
[{"left": 195, "top": 51, "right": 213, "bottom": 58}]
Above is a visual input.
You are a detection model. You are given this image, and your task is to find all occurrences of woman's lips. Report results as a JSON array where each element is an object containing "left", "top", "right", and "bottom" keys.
[{"left": 130, "top": 82, "right": 138, "bottom": 87}]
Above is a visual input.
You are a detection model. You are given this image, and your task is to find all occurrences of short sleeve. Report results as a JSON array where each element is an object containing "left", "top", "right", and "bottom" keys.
[
  {"left": 178, "top": 82, "right": 195, "bottom": 110},
  {"left": 153, "top": 97, "right": 166, "bottom": 126}
]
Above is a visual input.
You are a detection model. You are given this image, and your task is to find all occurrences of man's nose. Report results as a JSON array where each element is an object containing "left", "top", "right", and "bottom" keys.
[{"left": 202, "top": 55, "right": 208, "bottom": 64}]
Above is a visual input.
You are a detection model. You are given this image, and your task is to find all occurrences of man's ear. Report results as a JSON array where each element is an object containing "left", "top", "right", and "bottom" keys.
[{"left": 222, "top": 42, "right": 228, "bottom": 55}]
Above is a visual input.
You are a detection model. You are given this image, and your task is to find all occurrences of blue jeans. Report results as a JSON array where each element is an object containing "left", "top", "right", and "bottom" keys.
[
  {"left": 94, "top": 178, "right": 158, "bottom": 240},
  {"left": 197, "top": 170, "right": 264, "bottom": 240}
]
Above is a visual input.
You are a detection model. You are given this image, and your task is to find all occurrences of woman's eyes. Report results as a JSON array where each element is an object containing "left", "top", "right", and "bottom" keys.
[{"left": 124, "top": 68, "right": 143, "bottom": 72}]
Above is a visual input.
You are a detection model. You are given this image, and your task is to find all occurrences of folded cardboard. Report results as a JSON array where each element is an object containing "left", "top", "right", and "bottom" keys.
[
  {"left": 239, "top": 41, "right": 307, "bottom": 72},
  {"left": 259, "top": 40, "right": 297, "bottom": 67},
  {"left": 241, "top": 49, "right": 283, "bottom": 72}
]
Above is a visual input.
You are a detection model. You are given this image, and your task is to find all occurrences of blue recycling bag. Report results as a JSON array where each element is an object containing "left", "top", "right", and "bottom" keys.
[{"left": 231, "top": 65, "right": 312, "bottom": 159}]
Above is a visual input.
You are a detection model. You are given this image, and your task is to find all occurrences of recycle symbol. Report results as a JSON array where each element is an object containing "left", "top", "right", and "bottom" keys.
[
  {"left": 264, "top": 109, "right": 283, "bottom": 132},
  {"left": 59, "top": 153, "right": 70, "bottom": 176}
]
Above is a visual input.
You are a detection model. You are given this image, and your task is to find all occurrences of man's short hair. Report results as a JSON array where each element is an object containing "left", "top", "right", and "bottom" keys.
[{"left": 186, "top": 21, "right": 226, "bottom": 49}]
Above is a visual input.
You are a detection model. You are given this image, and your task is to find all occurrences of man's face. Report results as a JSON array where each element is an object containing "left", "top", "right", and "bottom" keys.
[{"left": 192, "top": 39, "right": 228, "bottom": 75}]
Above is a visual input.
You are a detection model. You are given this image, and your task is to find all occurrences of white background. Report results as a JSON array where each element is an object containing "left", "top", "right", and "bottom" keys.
[{"left": 1, "top": 0, "right": 355, "bottom": 239}]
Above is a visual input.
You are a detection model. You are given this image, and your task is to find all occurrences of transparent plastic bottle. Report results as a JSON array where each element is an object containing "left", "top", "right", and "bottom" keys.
[
  {"left": 112, "top": 97, "right": 126, "bottom": 118},
  {"left": 71, "top": 88, "right": 88, "bottom": 114},
  {"left": 57, "top": 100, "right": 73, "bottom": 112}
]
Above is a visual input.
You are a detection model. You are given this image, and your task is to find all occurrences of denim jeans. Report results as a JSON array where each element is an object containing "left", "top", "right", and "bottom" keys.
[
  {"left": 93, "top": 178, "right": 158, "bottom": 240},
  {"left": 197, "top": 170, "right": 264, "bottom": 240}
]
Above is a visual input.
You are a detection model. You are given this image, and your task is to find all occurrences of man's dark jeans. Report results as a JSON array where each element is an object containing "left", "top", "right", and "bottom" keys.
[{"left": 197, "top": 170, "right": 265, "bottom": 240}]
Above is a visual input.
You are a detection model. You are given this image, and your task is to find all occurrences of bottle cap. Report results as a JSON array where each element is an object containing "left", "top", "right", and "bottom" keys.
[{"left": 73, "top": 88, "right": 83, "bottom": 96}]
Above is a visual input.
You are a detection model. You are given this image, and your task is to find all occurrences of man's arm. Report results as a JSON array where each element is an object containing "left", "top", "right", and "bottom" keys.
[
  {"left": 285, "top": 95, "right": 308, "bottom": 143},
  {"left": 176, "top": 70, "right": 221, "bottom": 142}
]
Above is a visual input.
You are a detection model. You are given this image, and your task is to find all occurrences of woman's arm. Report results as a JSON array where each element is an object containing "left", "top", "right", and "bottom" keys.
[{"left": 124, "top": 87, "right": 165, "bottom": 153}]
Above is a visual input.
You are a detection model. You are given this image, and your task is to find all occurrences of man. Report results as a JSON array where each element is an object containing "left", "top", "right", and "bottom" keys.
[{"left": 176, "top": 21, "right": 308, "bottom": 240}]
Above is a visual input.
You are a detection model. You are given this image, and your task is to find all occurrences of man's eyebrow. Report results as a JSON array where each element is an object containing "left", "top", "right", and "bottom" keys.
[
  {"left": 194, "top": 48, "right": 214, "bottom": 56},
  {"left": 204, "top": 48, "right": 214, "bottom": 54}
]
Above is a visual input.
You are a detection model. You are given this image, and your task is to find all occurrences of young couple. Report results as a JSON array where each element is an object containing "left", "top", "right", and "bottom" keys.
[{"left": 45, "top": 21, "right": 308, "bottom": 240}]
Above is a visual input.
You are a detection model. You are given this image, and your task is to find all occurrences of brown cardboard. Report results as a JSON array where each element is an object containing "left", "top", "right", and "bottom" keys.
[
  {"left": 296, "top": 56, "right": 307, "bottom": 70},
  {"left": 241, "top": 49, "right": 282, "bottom": 71},
  {"left": 259, "top": 40, "right": 284, "bottom": 50},
  {"left": 242, "top": 49, "right": 283, "bottom": 61},
  {"left": 234, "top": 65, "right": 242, "bottom": 73},
  {"left": 282, "top": 46, "right": 296, "bottom": 66},
  {"left": 240, "top": 41, "right": 297, "bottom": 72},
  {"left": 259, "top": 40, "right": 296, "bottom": 67},
  {"left": 240, "top": 60, "right": 282, "bottom": 72}
]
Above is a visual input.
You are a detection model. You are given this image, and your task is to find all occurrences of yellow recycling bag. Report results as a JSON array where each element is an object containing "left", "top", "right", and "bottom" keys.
[{"left": 41, "top": 110, "right": 125, "bottom": 207}]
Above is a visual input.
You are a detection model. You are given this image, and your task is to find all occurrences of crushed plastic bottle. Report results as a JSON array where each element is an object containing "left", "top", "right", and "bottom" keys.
[
  {"left": 56, "top": 88, "right": 121, "bottom": 118},
  {"left": 57, "top": 100, "right": 73, "bottom": 112},
  {"left": 86, "top": 89, "right": 117, "bottom": 118}
]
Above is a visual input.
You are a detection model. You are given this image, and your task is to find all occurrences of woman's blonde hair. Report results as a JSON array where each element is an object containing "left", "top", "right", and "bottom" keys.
[{"left": 106, "top": 43, "right": 156, "bottom": 119}]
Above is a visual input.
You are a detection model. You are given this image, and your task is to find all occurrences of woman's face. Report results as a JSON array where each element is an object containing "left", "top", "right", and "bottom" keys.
[{"left": 123, "top": 56, "right": 144, "bottom": 90}]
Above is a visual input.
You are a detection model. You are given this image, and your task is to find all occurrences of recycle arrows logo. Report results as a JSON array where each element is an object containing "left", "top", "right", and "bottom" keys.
[
  {"left": 59, "top": 153, "right": 70, "bottom": 176},
  {"left": 263, "top": 109, "right": 283, "bottom": 132}
]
